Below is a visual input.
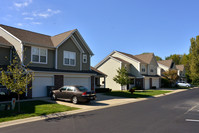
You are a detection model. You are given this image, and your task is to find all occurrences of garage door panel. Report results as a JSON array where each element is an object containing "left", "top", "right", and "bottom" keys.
[
  {"left": 64, "top": 77, "right": 91, "bottom": 90},
  {"left": 145, "top": 79, "right": 150, "bottom": 89},
  {"left": 32, "top": 76, "right": 53, "bottom": 97},
  {"left": 152, "top": 78, "right": 159, "bottom": 88}
]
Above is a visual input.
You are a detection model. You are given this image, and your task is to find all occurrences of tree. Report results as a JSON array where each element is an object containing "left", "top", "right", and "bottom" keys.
[
  {"left": 162, "top": 70, "right": 179, "bottom": 87},
  {"left": 165, "top": 54, "right": 182, "bottom": 65},
  {"left": 113, "top": 67, "right": 130, "bottom": 90},
  {"left": 155, "top": 56, "right": 163, "bottom": 61},
  {"left": 0, "top": 55, "right": 33, "bottom": 112},
  {"left": 189, "top": 36, "right": 199, "bottom": 84}
]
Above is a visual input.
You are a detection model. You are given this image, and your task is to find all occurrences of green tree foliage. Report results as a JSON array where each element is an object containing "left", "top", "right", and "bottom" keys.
[
  {"left": 155, "top": 56, "right": 163, "bottom": 61},
  {"left": 165, "top": 54, "right": 182, "bottom": 65},
  {"left": 0, "top": 55, "right": 33, "bottom": 112},
  {"left": 162, "top": 70, "right": 179, "bottom": 87},
  {"left": 113, "top": 67, "right": 130, "bottom": 90},
  {"left": 189, "top": 37, "right": 199, "bottom": 84}
]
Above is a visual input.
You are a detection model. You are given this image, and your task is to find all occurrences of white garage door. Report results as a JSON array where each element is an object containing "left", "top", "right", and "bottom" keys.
[
  {"left": 32, "top": 76, "right": 54, "bottom": 97},
  {"left": 152, "top": 78, "right": 160, "bottom": 88},
  {"left": 64, "top": 77, "right": 91, "bottom": 90},
  {"left": 145, "top": 78, "right": 150, "bottom": 89}
]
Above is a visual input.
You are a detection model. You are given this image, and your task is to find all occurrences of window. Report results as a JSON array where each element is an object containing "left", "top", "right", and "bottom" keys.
[
  {"left": 141, "top": 65, "right": 146, "bottom": 72},
  {"left": 64, "top": 51, "right": 76, "bottom": 66},
  {"left": 83, "top": 54, "right": 87, "bottom": 63},
  {"left": 130, "top": 79, "right": 135, "bottom": 85},
  {"left": 31, "top": 47, "right": 47, "bottom": 64},
  {"left": 150, "top": 69, "right": 154, "bottom": 72}
]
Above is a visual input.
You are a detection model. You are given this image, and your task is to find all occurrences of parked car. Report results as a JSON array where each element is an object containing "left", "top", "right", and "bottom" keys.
[
  {"left": 177, "top": 82, "right": 191, "bottom": 87},
  {"left": 51, "top": 86, "right": 96, "bottom": 104}
]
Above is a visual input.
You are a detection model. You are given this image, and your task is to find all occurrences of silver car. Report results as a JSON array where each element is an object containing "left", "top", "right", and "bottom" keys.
[{"left": 177, "top": 82, "right": 191, "bottom": 87}]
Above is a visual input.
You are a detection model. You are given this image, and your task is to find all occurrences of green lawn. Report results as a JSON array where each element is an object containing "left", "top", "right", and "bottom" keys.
[
  {"left": 0, "top": 100, "right": 78, "bottom": 123},
  {"left": 105, "top": 90, "right": 172, "bottom": 98}
]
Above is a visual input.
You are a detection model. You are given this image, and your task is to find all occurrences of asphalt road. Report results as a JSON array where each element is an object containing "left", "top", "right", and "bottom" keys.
[{"left": 1, "top": 88, "right": 199, "bottom": 133}]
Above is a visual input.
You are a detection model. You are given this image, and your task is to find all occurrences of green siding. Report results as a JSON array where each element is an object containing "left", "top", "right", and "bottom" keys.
[
  {"left": 0, "top": 47, "right": 10, "bottom": 65},
  {"left": 23, "top": 46, "right": 55, "bottom": 68},
  {"left": 73, "top": 33, "right": 90, "bottom": 70},
  {"left": 57, "top": 38, "right": 80, "bottom": 71}
]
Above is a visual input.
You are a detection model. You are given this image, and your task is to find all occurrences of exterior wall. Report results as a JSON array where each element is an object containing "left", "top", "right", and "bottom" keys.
[
  {"left": 140, "top": 64, "right": 148, "bottom": 75},
  {"left": 112, "top": 52, "right": 141, "bottom": 77},
  {"left": 0, "top": 47, "right": 10, "bottom": 65},
  {"left": 57, "top": 38, "right": 80, "bottom": 71},
  {"left": 23, "top": 45, "right": 55, "bottom": 68},
  {"left": 148, "top": 56, "right": 158, "bottom": 75},
  {"left": 97, "top": 58, "right": 121, "bottom": 90},
  {"left": 158, "top": 63, "right": 169, "bottom": 72},
  {"left": 73, "top": 33, "right": 90, "bottom": 71},
  {"left": 0, "top": 28, "right": 22, "bottom": 61}
]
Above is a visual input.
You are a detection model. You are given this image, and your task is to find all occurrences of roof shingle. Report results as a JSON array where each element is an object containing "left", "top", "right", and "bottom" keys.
[{"left": 157, "top": 59, "right": 173, "bottom": 68}]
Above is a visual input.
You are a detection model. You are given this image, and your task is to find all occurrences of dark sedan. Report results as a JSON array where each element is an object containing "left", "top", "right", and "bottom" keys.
[{"left": 51, "top": 86, "right": 96, "bottom": 104}]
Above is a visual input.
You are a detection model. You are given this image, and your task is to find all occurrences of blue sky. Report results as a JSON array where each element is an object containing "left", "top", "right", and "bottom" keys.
[{"left": 1, "top": 0, "right": 199, "bottom": 66}]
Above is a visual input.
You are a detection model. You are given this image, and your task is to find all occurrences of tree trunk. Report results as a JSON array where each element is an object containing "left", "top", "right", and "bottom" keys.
[{"left": 18, "top": 94, "right": 20, "bottom": 113}]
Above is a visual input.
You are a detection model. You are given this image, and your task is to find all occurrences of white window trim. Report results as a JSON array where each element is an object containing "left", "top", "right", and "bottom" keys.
[
  {"left": 63, "top": 51, "right": 76, "bottom": 66},
  {"left": 83, "top": 54, "right": 87, "bottom": 63},
  {"left": 31, "top": 46, "right": 48, "bottom": 64}
]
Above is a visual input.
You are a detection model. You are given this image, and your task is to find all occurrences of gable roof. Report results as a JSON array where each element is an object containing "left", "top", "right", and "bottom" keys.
[
  {"left": 0, "top": 36, "right": 12, "bottom": 46},
  {"left": 0, "top": 24, "right": 54, "bottom": 47},
  {"left": 116, "top": 51, "right": 147, "bottom": 64},
  {"left": 91, "top": 66, "right": 107, "bottom": 76},
  {"left": 176, "top": 65, "right": 184, "bottom": 71},
  {"left": 0, "top": 24, "right": 93, "bottom": 55},
  {"left": 51, "top": 29, "right": 76, "bottom": 47},
  {"left": 158, "top": 59, "right": 173, "bottom": 68},
  {"left": 134, "top": 53, "right": 154, "bottom": 64},
  {"left": 111, "top": 56, "right": 131, "bottom": 64}
]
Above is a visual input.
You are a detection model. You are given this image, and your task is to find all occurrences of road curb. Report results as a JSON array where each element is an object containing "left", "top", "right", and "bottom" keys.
[{"left": 0, "top": 87, "right": 197, "bottom": 128}]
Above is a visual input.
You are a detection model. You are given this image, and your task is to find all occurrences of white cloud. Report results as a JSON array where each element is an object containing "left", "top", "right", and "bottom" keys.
[
  {"left": 16, "top": 23, "right": 23, "bottom": 26},
  {"left": 32, "top": 9, "right": 61, "bottom": 18},
  {"left": 31, "top": 22, "right": 42, "bottom": 25},
  {"left": 14, "top": 0, "right": 32, "bottom": 8},
  {"left": 22, "top": 12, "right": 29, "bottom": 15},
  {"left": 24, "top": 17, "right": 34, "bottom": 20}
]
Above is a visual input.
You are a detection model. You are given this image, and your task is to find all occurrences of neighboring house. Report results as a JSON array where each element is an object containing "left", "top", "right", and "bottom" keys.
[
  {"left": 95, "top": 51, "right": 160, "bottom": 90},
  {"left": 157, "top": 59, "right": 176, "bottom": 76},
  {"left": 0, "top": 24, "right": 99, "bottom": 98},
  {"left": 176, "top": 65, "right": 186, "bottom": 82}
]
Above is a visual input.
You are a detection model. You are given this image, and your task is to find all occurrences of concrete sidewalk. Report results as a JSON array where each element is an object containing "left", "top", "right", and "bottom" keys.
[{"left": 0, "top": 88, "right": 196, "bottom": 128}]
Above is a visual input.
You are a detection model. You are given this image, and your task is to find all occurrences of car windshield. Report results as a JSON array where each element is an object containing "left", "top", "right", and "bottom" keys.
[{"left": 77, "top": 86, "right": 88, "bottom": 92}]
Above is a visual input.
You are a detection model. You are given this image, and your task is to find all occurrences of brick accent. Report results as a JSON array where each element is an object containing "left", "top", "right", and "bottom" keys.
[{"left": 54, "top": 75, "right": 63, "bottom": 89}]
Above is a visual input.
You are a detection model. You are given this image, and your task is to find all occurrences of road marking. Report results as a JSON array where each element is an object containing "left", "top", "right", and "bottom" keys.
[
  {"left": 184, "top": 104, "right": 198, "bottom": 114},
  {"left": 186, "top": 119, "right": 199, "bottom": 122}
]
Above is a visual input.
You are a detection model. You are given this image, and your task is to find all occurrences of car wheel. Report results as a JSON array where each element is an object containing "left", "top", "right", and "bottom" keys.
[
  {"left": 51, "top": 93, "right": 57, "bottom": 100},
  {"left": 72, "top": 96, "right": 78, "bottom": 104},
  {"left": 186, "top": 85, "right": 189, "bottom": 87}
]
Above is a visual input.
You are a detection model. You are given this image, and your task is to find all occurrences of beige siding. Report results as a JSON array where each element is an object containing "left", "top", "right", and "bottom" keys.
[
  {"left": 23, "top": 46, "right": 55, "bottom": 68},
  {"left": 73, "top": 33, "right": 90, "bottom": 71},
  {"left": 97, "top": 58, "right": 121, "bottom": 90},
  {"left": 0, "top": 28, "right": 22, "bottom": 61},
  {"left": 140, "top": 64, "right": 148, "bottom": 75},
  {"left": 148, "top": 56, "right": 158, "bottom": 75},
  {"left": 112, "top": 52, "right": 141, "bottom": 77},
  {"left": 0, "top": 47, "right": 10, "bottom": 65},
  {"left": 57, "top": 38, "right": 80, "bottom": 71}
]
